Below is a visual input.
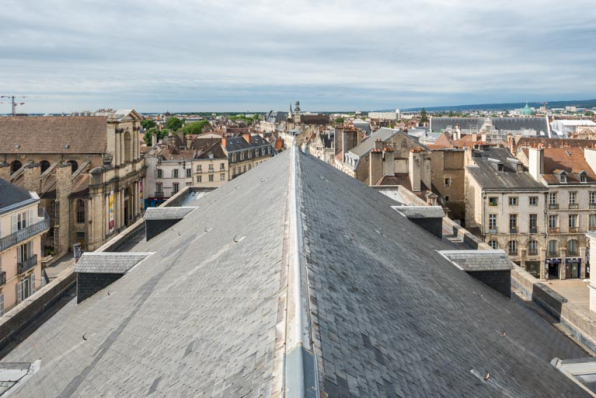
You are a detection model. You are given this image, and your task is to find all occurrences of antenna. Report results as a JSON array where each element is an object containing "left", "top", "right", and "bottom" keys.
[{"left": 0, "top": 95, "right": 26, "bottom": 116}]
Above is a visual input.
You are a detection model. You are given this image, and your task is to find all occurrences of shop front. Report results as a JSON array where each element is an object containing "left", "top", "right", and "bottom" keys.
[
  {"left": 565, "top": 258, "right": 582, "bottom": 279},
  {"left": 546, "top": 258, "right": 561, "bottom": 279}
]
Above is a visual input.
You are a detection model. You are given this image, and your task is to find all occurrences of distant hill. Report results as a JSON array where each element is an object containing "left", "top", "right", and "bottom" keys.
[{"left": 402, "top": 99, "right": 596, "bottom": 112}]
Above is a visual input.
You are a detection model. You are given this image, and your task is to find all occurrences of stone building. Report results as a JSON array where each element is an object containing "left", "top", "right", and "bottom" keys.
[
  {"left": 429, "top": 148, "right": 466, "bottom": 222},
  {"left": 0, "top": 110, "right": 145, "bottom": 255},
  {"left": 0, "top": 179, "right": 49, "bottom": 314}
]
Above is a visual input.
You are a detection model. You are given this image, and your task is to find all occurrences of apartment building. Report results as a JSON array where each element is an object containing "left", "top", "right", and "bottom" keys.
[
  {"left": 465, "top": 147, "right": 548, "bottom": 278},
  {"left": 222, "top": 134, "right": 274, "bottom": 179},
  {"left": 193, "top": 143, "right": 228, "bottom": 188},
  {"left": 0, "top": 179, "right": 49, "bottom": 314},
  {"left": 517, "top": 146, "right": 596, "bottom": 280}
]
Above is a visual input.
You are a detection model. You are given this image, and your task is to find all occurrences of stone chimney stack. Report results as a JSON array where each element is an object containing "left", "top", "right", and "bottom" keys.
[
  {"left": 186, "top": 135, "right": 193, "bottom": 150},
  {"left": 529, "top": 147, "right": 544, "bottom": 182},
  {"left": 23, "top": 162, "right": 41, "bottom": 192},
  {"left": 177, "top": 129, "right": 185, "bottom": 146},
  {"left": 374, "top": 139, "right": 383, "bottom": 151},
  {"left": 369, "top": 149, "right": 383, "bottom": 186},
  {"left": 383, "top": 145, "right": 395, "bottom": 176},
  {"left": 409, "top": 150, "right": 421, "bottom": 192}
]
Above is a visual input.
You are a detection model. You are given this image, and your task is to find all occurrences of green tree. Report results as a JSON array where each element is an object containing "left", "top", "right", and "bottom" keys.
[
  {"left": 143, "top": 127, "right": 170, "bottom": 146},
  {"left": 165, "top": 117, "right": 184, "bottom": 131},
  {"left": 141, "top": 119, "right": 157, "bottom": 130},
  {"left": 334, "top": 117, "right": 345, "bottom": 124},
  {"left": 180, "top": 120, "right": 211, "bottom": 135},
  {"left": 585, "top": 111, "right": 594, "bottom": 117},
  {"left": 420, "top": 108, "right": 429, "bottom": 124}
]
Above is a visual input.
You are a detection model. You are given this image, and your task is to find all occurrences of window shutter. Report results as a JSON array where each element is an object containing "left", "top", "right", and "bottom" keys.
[
  {"left": 29, "top": 208, "right": 34, "bottom": 226},
  {"left": 11, "top": 215, "right": 17, "bottom": 233},
  {"left": 0, "top": 293, "right": 4, "bottom": 316},
  {"left": 30, "top": 275, "right": 36, "bottom": 295},
  {"left": 16, "top": 281, "right": 22, "bottom": 304}
]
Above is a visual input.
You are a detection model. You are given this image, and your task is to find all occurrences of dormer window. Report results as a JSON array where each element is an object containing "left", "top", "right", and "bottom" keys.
[
  {"left": 517, "top": 164, "right": 524, "bottom": 172},
  {"left": 581, "top": 172, "right": 588, "bottom": 183},
  {"left": 497, "top": 163, "right": 504, "bottom": 172},
  {"left": 560, "top": 172, "right": 567, "bottom": 183}
]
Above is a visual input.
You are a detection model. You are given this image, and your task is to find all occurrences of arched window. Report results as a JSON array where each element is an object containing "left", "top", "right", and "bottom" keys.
[
  {"left": 548, "top": 240, "right": 558, "bottom": 256},
  {"left": 68, "top": 160, "right": 78, "bottom": 173},
  {"left": 488, "top": 240, "right": 498, "bottom": 249},
  {"left": 76, "top": 199, "right": 85, "bottom": 224},
  {"left": 508, "top": 240, "right": 518, "bottom": 255},
  {"left": 40, "top": 160, "right": 50, "bottom": 173},
  {"left": 528, "top": 240, "right": 538, "bottom": 255},
  {"left": 11, "top": 160, "right": 22, "bottom": 173},
  {"left": 567, "top": 240, "right": 579, "bottom": 256},
  {"left": 124, "top": 132, "right": 132, "bottom": 163}
]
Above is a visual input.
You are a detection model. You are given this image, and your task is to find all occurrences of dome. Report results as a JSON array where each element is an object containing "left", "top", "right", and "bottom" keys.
[{"left": 520, "top": 102, "right": 536, "bottom": 116}]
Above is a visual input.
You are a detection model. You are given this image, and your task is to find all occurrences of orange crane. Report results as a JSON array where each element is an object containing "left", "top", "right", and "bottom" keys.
[{"left": 0, "top": 95, "right": 26, "bottom": 116}]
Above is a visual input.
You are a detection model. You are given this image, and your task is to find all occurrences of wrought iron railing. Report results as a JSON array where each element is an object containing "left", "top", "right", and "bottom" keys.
[
  {"left": 0, "top": 210, "right": 50, "bottom": 253},
  {"left": 17, "top": 254, "right": 38, "bottom": 274}
]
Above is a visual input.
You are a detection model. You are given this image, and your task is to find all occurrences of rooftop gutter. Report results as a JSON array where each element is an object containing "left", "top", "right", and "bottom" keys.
[{"left": 284, "top": 145, "right": 319, "bottom": 398}]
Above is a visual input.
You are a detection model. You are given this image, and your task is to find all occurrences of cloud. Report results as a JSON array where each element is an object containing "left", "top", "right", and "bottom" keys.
[{"left": 1, "top": 0, "right": 595, "bottom": 112}]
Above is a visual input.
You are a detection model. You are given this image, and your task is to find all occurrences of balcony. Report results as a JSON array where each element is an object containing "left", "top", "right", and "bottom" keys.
[
  {"left": 509, "top": 250, "right": 518, "bottom": 256},
  {"left": 548, "top": 251, "right": 559, "bottom": 257},
  {"left": 590, "top": 203, "right": 596, "bottom": 209},
  {"left": 529, "top": 227, "right": 538, "bottom": 234},
  {"left": 488, "top": 228, "right": 498, "bottom": 234},
  {"left": 549, "top": 203, "right": 559, "bottom": 209},
  {"left": 549, "top": 227, "right": 560, "bottom": 233},
  {"left": 0, "top": 211, "right": 50, "bottom": 253},
  {"left": 569, "top": 227, "right": 579, "bottom": 233},
  {"left": 569, "top": 203, "right": 579, "bottom": 210},
  {"left": 510, "top": 227, "right": 518, "bottom": 234},
  {"left": 528, "top": 250, "right": 538, "bottom": 256},
  {"left": 18, "top": 254, "right": 38, "bottom": 274},
  {"left": 0, "top": 271, "right": 5, "bottom": 286}
]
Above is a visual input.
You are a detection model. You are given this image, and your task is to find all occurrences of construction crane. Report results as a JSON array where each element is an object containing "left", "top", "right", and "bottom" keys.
[{"left": 0, "top": 95, "right": 26, "bottom": 116}]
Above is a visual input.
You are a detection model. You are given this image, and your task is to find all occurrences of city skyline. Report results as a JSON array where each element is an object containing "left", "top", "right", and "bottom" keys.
[{"left": 2, "top": 0, "right": 596, "bottom": 113}]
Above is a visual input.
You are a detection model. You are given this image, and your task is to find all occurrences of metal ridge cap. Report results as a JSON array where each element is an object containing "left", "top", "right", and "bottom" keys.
[{"left": 284, "top": 145, "right": 319, "bottom": 398}]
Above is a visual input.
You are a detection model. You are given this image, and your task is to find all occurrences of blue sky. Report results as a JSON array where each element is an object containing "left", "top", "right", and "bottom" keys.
[{"left": 1, "top": 0, "right": 596, "bottom": 113}]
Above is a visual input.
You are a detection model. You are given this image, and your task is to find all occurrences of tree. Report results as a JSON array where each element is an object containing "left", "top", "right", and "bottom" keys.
[
  {"left": 585, "top": 111, "right": 594, "bottom": 117},
  {"left": 165, "top": 117, "right": 184, "bottom": 131},
  {"left": 143, "top": 127, "right": 170, "bottom": 146},
  {"left": 180, "top": 120, "right": 211, "bottom": 135},
  {"left": 420, "top": 108, "right": 429, "bottom": 124},
  {"left": 334, "top": 117, "right": 345, "bottom": 124},
  {"left": 141, "top": 119, "right": 157, "bottom": 130}
]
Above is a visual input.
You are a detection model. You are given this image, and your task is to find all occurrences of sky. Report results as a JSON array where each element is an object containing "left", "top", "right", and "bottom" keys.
[{"left": 1, "top": 0, "right": 596, "bottom": 113}]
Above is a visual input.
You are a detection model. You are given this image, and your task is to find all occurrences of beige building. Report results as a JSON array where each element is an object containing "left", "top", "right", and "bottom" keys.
[
  {"left": 0, "top": 179, "right": 49, "bottom": 314},
  {"left": 0, "top": 109, "right": 146, "bottom": 255}
]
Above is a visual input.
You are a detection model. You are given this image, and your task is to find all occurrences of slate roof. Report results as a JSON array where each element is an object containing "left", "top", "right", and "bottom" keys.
[
  {"left": 0, "top": 178, "right": 33, "bottom": 211},
  {"left": 0, "top": 117, "right": 108, "bottom": 154},
  {"left": 392, "top": 205, "right": 445, "bottom": 218},
  {"left": 224, "top": 135, "right": 270, "bottom": 151},
  {"left": 431, "top": 117, "right": 550, "bottom": 134},
  {"left": 348, "top": 127, "right": 400, "bottom": 157},
  {"left": 144, "top": 207, "right": 196, "bottom": 220},
  {"left": 74, "top": 253, "right": 152, "bottom": 274},
  {"left": 1, "top": 149, "right": 590, "bottom": 397},
  {"left": 440, "top": 250, "right": 514, "bottom": 271},
  {"left": 467, "top": 147, "right": 548, "bottom": 190}
]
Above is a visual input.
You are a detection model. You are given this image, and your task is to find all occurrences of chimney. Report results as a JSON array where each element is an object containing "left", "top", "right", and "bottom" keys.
[
  {"left": 420, "top": 151, "right": 431, "bottom": 191},
  {"left": 369, "top": 149, "right": 383, "bottom": 186},
  {"left": 243, "top": 133, "right": 252, "bottom": 144},
  {"left": 529, "top": 147, "right": 544, "bottom": 181},
  {"left": 471, "top": 133, "right": 478, "bottom": 142},
  {"left": 383, "top": 146, "right": 395, "bottom": 176},
  {"left": 409, "top": 150, "right": 421, "bottom": 192},
  {"left": 151, "top": 131, "right": 157, "bottom": 147},
  {"left": 177, "top": 129, "right": 185, "bottom": 146},
  {"left": 454, "top": 125, "right": 461, "bottom": 140},
  {"left": 221, "top": 136, "right": 227, "bottom": 149},
  {"left": 186, "top": 135, "right": 192, "bottom": 150},
  {"left": 342, "top": 130, "right": 358, "bottom": 156},
  {"left": 374, "top": 139, "right": 383, "bottom": 151}
]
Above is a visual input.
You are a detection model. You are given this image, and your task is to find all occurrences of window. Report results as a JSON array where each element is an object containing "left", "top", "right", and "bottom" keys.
[
  {"left": 567, "top": 240, "right": 579, "bottom": 256},
  {"left": 240, "top": 152, "right": 245, "bottom": 161},
  {"left": 549, "top": 192, "right": 558, "bottom": 204},
  {"left": 243, "top": 165, "right": 247, "bottom": 173},
  {"left": 508, "top": 240, "right": 517, "bottom": 255},
  {"left": 232, "top": 153, "right": 237, "bottom": 162},
  {"left": 590, "top": 214, "right": 596, "bottom": 228},
  {"left": 560, "top": 172, "right": 567, "bottom": 183},
  {"left": 268, "top": 147, "right": 272, "bottom": 154},
  {"left": 488, "top": 240, "right": 498, "bottom": 249},
  {"left": 173, "top": 169, "right": 179, "bottom": 178},
  {"left": 186, "top": 169, "right": 191, "bottom": 178},
  {"left": 173, "top": 183, "right": 179, "bottom": 194},
  {"left": 489, "top": 214, "right": 497, "bottom": 230},
  {"left": 124, "top": 132, "right": 132, "bottom": 163},
  {"left": 261, "top": 148, "right": 265, "bottom": 156},
  {"left": 197, "top": 176, "right": 202, "bottom": 183},
  {"left": 529, "top": 214, "right": 537, "bottom": 231},
  {"left": 488, "top": 197, "right": 498, "bottom": 206},
  {"left": 569, "top": 214, "right": 578, "bottom": 228},
  {"left": 569, "top": 192, "right": 577, "bottom": 204},
  {"left": 590, "top": 192, "right": 596, "bottom": 204},
  {"left": 12, "top": 211, "right": 30, "bottom": 233},
  {"left": 445, "top": 196, "right": 450, "bottom": 202},
  {"left": 444, "top": 178, "right": 451, "bottom": 187},
  {"left": 528, "top": 240, "right": 538, "bottom": 255},
  {"left": 509, "top": 214, "right": 517, "bottom": 231},
  {"left": 220, "top": 173, "right": 225, "bottom": 181},
  {"left": 209, "top": 164, "right": 214, "bottom": 173},
  {"left": 581, "top": 173, "right": 588, "bottom": 183},
  {"left": 529, "top": 196, "right": 538, "bottom": 206},
  {"left": 509, "top": 197, "right": 518, "bottom": 206},
  {"left": 209, "top": 174, "right": 214, "bottom": 182},
  {"left": 498, "top": 164, "right": 505, "bottom": 172},
  {"left": 549, "top": 215, "right": 558, "bottom": 228},
  {"left": 197, "top": 165, "right": 202, "bottom": 173},
  {"left": 76, "top": 199, "right": 85, "bottom": 224},
  {"left": 220, "top": 163, "right": 225, "bottom": 171},
  {"left": 157, "top": 169, "right": 163, "bottom": 178},
  {"left": 156, "top": 182, "right": 163, "bottom": 193},
  {"left": 548, "top": 240, "right": 558, "bottom": 255},
  {"left": 16, "top": 274, "right": 35, "bottom": 304},
  {"left": 0, "top": 293, "right": 4, "bottom": 316}
]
